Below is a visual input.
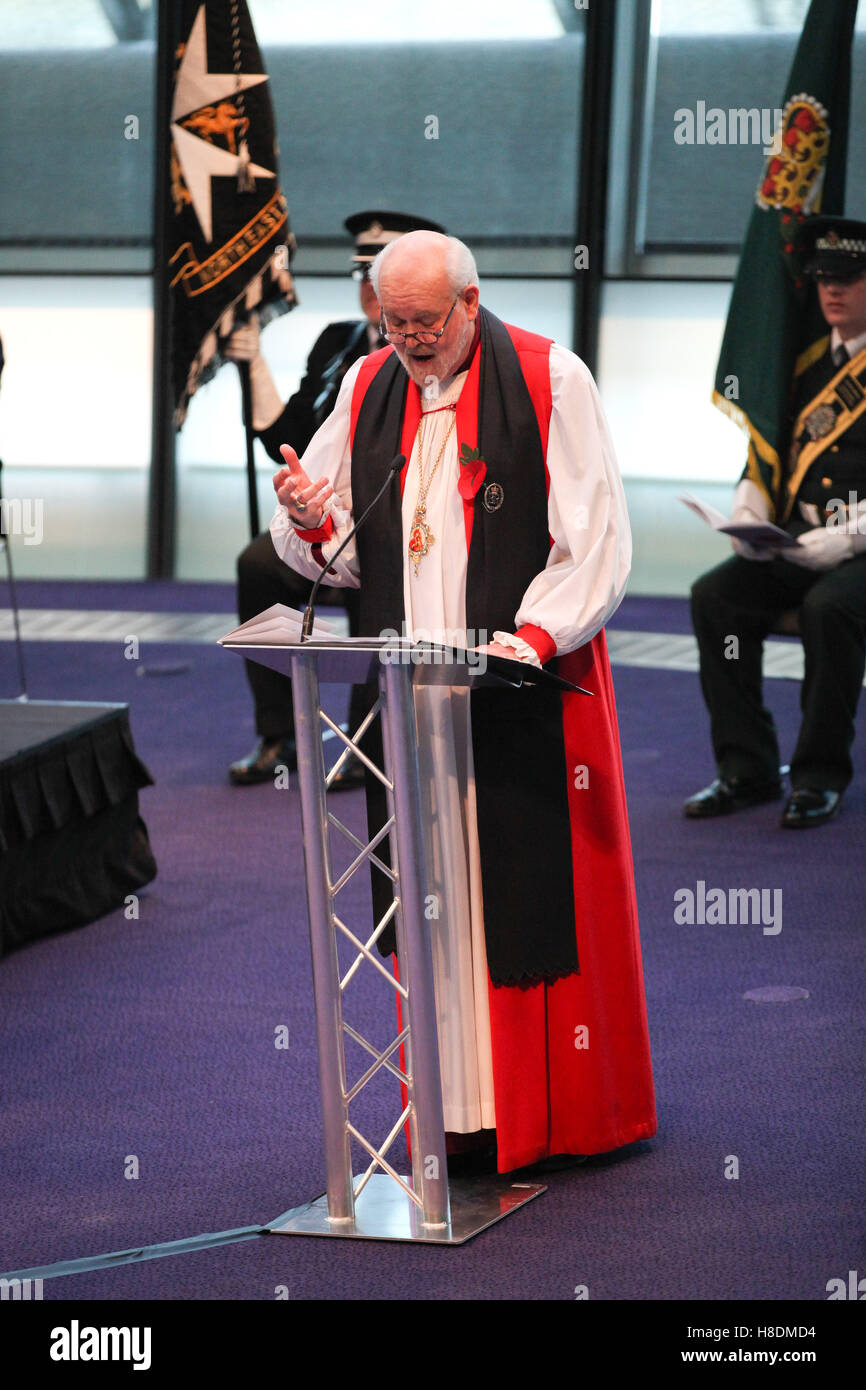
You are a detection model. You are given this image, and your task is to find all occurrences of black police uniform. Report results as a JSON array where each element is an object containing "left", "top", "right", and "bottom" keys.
[{"left": 691, "top": 343, "right": 866, "bottom": 795}]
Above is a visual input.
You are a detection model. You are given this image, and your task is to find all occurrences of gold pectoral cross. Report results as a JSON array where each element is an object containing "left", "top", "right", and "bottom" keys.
[{"left": 408, "top": 503, "right": 434, "bottom": 574}]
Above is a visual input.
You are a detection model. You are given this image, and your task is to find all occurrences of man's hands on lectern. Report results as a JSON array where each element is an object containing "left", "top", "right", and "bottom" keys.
[
  {"left": 475, "top": 641, "right": 524, "bottom": 661},
  {"left": 274, "top": 445, "right": 334, "bottom": 529}
]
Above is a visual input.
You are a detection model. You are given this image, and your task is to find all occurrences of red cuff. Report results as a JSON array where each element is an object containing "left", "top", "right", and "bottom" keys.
[
  {"left": 293, "top": 514, "right": 334, "bottom": 544},
  {"left": 515, "top": 624, "right": 557, "bottom": 665}
]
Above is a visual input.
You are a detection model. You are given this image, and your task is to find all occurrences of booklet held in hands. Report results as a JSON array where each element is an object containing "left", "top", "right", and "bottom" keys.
[{"left": 677, "top": 493, "right": 800, "bottom": 549}]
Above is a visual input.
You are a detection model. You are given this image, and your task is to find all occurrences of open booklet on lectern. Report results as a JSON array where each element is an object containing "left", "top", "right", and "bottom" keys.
[
  {"left": 219, "top": 603, "right": 341, "bottom": 645},
  {"left": 219, "top": 604, "right": 591, "bottom": 694}
]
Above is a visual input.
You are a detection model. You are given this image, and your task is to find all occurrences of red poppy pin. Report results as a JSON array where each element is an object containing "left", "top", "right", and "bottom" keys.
[{"left": 457, "top": 443, "right": 487, "bottom": 501}]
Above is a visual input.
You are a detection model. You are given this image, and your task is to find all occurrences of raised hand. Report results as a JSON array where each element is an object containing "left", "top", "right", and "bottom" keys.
[{"left": 273, "top": 445, "right": 334, "bottom": 528}]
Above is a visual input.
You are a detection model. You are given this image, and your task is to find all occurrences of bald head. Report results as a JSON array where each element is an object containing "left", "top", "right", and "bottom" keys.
[
  {"left": 370, "top": 232, "right": 480, "bottom": 386},
  {"left": 370, "top": 232, "right": 479, "bottom": 300}
]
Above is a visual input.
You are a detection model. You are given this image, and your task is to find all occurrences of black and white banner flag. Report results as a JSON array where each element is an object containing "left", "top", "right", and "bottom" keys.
[{"left": 168, "top": 0, "right": 296, "bottom": 426}]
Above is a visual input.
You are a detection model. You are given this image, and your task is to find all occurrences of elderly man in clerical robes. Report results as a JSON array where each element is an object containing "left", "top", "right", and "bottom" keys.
[{"left": 268, "top": 231, "right": 656, "bottom": 1175}]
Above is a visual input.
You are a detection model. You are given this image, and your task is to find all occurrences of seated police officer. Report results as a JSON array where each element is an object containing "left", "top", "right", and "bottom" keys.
[
  {"left": 686, "top": 215, "right": 866, "bottom": 828},
  {"left": 226, "top": 210, "right": 445, "bottom": 785}
]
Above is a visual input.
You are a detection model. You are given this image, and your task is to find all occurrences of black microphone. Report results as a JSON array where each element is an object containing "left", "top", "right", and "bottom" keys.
[{"left": 300, "top": 453, "right": 405, "bottom": 641}]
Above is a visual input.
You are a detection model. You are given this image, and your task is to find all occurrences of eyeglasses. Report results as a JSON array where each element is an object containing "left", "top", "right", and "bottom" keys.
[
  {"left": 378, "top": 298, "right": 458, "bottom": 346},
  {"left": 351, "top": 264, "right": 372, "bottom": 282}
]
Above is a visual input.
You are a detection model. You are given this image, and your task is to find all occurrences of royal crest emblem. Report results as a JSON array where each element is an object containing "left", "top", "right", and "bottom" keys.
[
  {"left": 483, "top": 482, "right": 504, "bottom": 513},
  {"left": 756, "top": 94, "right": 829, "bottom": 214}
]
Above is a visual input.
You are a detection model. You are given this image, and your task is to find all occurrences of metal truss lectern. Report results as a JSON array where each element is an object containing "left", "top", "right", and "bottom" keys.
[{"left": 221, "top": 612, "right": 552, "bottom": 1244}]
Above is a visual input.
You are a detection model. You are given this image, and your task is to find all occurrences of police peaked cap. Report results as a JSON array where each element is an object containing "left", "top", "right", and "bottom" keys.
[
  {"left": 344, "top": 210, "right": 447, "bottom": 263},
  {"left": 799, "top": 215, "right": 866, "bottom": 280}
]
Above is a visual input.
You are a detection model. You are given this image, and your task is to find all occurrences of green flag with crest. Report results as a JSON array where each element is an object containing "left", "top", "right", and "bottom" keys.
[{"left": 713, "top": 0, "right": 859, "bottom": 518}]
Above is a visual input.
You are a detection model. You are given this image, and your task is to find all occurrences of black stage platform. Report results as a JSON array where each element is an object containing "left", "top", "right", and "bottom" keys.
[{"left": 0, "top": 702, "right": 156, "bottom": 957}]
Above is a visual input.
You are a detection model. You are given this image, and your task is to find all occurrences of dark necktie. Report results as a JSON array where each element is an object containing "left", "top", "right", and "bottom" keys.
[{"left": 832, "top": 343, "right": 850, "bottom": 368}]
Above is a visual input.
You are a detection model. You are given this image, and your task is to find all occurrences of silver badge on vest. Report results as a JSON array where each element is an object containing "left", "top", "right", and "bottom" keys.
[
  {"left": 483, "top": 482, "right": 504, "bottom": 512},
  {"left": 804, "top": 404, "right": 837, "bottom": 441}
]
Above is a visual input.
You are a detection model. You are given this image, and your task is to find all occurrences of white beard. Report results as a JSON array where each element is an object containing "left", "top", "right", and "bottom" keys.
[{"left": 396, "top": 319, "right": 476, "bottom": 386}]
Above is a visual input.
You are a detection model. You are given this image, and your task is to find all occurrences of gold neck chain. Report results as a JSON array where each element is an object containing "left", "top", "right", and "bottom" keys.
[
  {"left": 407, "top": 407, "right": 457, "bottom": 574},
  {"left": 416, "top": 409, "right": 456, "bottom": 506}
]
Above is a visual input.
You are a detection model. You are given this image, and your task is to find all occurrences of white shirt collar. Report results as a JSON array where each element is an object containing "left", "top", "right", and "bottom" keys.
[{"left": 831, "top": 325, "right": 866, "bottom": 360}]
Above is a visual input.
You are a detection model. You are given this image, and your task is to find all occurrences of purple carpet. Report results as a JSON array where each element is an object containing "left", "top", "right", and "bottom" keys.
[
  {"left": 9, "top": 578, "right": 691, "bottom": 624},
  {"left": 0, "top": 583, "right": 863, "bottom": 1300}
]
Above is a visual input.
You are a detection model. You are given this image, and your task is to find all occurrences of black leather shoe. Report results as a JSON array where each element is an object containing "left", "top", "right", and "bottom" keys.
[
  {"left": 781, "top": 788, "right": 841, "bottom": 828},
  {"left": 684, "top": 775, "right": 783, "bottom": 818},
  {"left": 328, "top": 750, "right": 367, "bottom": 791},
  {"left": 229, "top": 735, "right": 297, "bottom": 785}
]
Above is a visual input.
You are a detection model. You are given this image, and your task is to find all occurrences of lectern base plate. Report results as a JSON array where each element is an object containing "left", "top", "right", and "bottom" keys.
[{"left": 266, "top": 1173, "right": 546, "bottom": 1245}]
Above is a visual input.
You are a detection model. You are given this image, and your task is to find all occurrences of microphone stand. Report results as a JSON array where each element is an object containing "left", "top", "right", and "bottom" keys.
[
  {"left": 0, "top": 456, "right": 28, "bottom": 701},
  {"left": 300, "top": 454, "right": 405, "bottom": 641}
]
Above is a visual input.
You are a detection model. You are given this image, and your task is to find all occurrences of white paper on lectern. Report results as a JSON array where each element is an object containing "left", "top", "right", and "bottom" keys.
[
  {"left": 219, "top": 603, "right": 340, "bottom": 645},
  {"left": 218, "top": 612, "right": 591, "bottom": 695}
]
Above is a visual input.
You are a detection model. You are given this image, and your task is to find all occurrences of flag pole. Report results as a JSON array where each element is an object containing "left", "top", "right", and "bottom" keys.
[
  {"left": 571, "top": 0, "right": 616, "bottom": 373},
  {"left": 237, "top": 361, "right": 261, "bottom": 539},
  {"left": 147, "top": 0, "right": 181, "bottom": 579}
]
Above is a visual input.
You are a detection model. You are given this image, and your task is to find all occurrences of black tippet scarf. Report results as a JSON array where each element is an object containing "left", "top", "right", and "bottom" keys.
[{"left": 351, "top": 307, "right": 578, "bottom": 987}]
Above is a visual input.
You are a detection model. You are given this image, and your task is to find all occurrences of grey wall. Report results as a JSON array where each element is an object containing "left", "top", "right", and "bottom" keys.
[
  {"left": 0, "top": 38, "right": 582, "bottom": 247},
  {"left": 647, "top": 32, "right": 866, "bottom": 246},
  {"left": 0, "top": 44, "right": 156, "bottom": 242},
  {"left": 2, "top": 31, "right": 862, "bottom": 255}
]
